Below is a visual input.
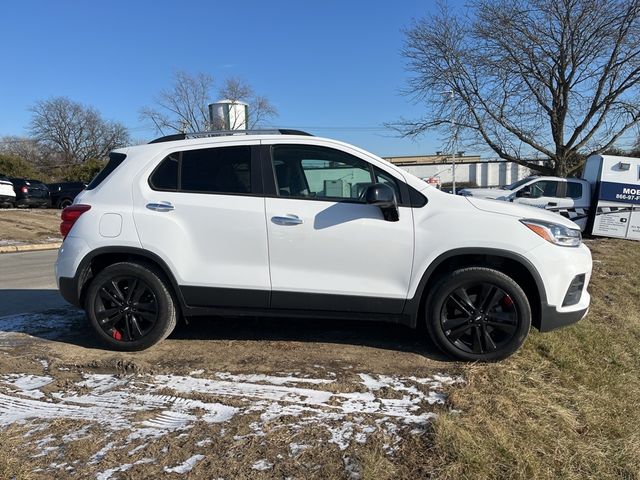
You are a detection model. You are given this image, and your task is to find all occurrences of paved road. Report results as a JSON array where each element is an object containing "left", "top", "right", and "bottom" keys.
[{"left": 0, "top": 249, "right": 68, "bottom": 317}]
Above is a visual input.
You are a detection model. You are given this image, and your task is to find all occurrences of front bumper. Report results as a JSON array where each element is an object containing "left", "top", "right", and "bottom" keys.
[{"left": 539, "top": 302, "right": 589, "bottom": 332}]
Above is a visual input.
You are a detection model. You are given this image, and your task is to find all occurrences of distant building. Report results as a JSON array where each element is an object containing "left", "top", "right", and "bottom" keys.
[
  {"left": 384, "top": 153, "right": 482, "bottom": 165},
  {"left": 384, "top": 152, "right": 542, "bottom": 188}
]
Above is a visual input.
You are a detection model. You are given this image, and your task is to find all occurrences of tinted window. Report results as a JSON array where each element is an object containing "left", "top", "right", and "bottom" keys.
[
  {"left": 87, "top": 152, "right": 126, "bottom": 190},
  {"left": 273, "top": 145, "right": 373, "bottom": 201},
  {"left": 527, "top": 180, "right": 559, "bottom": 198},
  {"left": 566, "top": 181, "right": 582, "bottom": 199},
  {"left": 181, "top": 146, "right": 251, "bottom": 194},
  {"left": 150, "top": 153, "right": 179, "bottom": 190}
]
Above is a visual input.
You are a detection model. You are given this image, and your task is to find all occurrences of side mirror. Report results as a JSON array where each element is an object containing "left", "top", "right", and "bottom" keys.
[{"left": 364, "top": 183, "right": 399, "bottom": 221}]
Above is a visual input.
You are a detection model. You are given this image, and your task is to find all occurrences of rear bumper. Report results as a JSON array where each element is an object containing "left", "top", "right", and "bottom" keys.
[
  {"left": 0, "top": 194, "right": 15, "bottom": 204},
  {"left": 59, "top": 276, "right": 80, "bottom": 307}
]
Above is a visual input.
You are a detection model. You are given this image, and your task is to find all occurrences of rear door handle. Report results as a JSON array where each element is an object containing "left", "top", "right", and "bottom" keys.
[
  {"left": 547, "top": 202, "right": 558, "bottom": 207},
  {"left": 271, "top": 215, "right": 303, "bottom": 226},
  {"left": 146, "top": 201, "right": 174, "bottom": 212}
]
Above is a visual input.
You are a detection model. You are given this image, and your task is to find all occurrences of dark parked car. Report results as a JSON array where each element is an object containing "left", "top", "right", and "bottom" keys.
[
  {"left": 47, "top": 181, "right": 86, "bottom": 208},
  {"left": 10, "top": 178, "right": 51, "bottom": 208}
]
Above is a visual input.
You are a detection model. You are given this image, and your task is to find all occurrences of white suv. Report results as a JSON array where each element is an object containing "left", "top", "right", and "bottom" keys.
[{"left": 55, "top": 130, "right": 592, "bottom": 361}]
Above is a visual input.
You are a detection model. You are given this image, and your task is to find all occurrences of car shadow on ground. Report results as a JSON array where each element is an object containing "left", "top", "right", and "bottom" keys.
[{"left": 0, "top": 289, "right": 449, "bottom": 361}]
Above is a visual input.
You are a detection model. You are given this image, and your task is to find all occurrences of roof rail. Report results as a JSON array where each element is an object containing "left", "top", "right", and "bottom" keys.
[{"left": 148, "top": 129, "right": 312, "bottom": 144}]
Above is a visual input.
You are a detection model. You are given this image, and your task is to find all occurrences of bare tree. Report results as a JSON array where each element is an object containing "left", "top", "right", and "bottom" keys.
[
  {"left": 398, "top": 0, "right": 640, "bottom": 176},
  {"left": 140, "top": 71, "right": 278, "bottom": 134},
  {"left": 29, "top": 97, "right": 129, "bottom": 165},
  {"left": 140, "top": 71, "right": 212, "bottom": 134},
  {"left": 0, "top": 136, "right": 49, "bottom": 170}
]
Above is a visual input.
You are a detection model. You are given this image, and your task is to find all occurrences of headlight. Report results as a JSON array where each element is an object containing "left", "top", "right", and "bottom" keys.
[{"left": 520, "top": 219, "right": 581, "bottom": 247}]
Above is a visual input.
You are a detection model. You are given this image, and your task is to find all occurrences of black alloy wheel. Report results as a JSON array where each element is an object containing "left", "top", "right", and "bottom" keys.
[
  {"left": 426, "top": 267, "right": 531, "bottom": 361},
  {"left": 85, "top": 262, "right": 177, "bottom": 351},
  {"left": 94, "top": 276, "right": 159, "bottom": 342},
  {"left": 440, "top": 283, "right": 517, "bottom": 355}
]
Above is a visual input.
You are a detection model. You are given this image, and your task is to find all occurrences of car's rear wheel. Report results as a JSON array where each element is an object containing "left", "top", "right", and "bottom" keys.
[
  {"left": 426, "top": 267, "right": 531, "bottom": 361},
  {"left": 85, "top": 262, "right": 177, "bottom": 351},
  {"left": 59, "top": 198, "right": 73, "bottom": 209}
]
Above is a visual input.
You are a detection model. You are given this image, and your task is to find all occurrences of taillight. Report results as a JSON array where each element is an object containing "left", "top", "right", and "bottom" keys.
[
  {"left": 60, "top": 204, "right": 91, "bottom": 239},
  {"left": 20, "top": 186, "right": 28, "bottom": 193}
]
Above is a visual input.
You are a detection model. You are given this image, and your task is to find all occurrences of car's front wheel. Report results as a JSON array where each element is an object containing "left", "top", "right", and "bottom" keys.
[
  {"left": 85, "top": 262, "right": 178, "bottom": 351},
  {"left": 426, "top": 267, "right": 531, "bottom": 361}
]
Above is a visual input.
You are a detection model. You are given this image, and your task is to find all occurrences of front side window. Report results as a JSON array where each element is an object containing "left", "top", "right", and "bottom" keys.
[
  {"left": 149, "top": 146, "right": 251, "bottom": 194},
  {"left": 272, "top": 145, "right": 373, "bottom": 201},
  {"left": 527, "top": 180, "right": 559, "bottom": 198}
]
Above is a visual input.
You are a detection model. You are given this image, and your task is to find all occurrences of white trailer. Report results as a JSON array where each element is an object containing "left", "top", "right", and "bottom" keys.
[{"left": 582, "top": 154, "right": 640, "bottom": 240}]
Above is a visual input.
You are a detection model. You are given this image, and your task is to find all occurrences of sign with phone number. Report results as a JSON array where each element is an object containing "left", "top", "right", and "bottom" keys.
[{"left": 599, "top": 181, "right": 640, "bottom": 204}]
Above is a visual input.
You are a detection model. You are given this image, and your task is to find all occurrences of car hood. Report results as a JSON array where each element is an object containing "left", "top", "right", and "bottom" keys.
[
  {"left": 460, "top": 187, "right": 511, "bottom": 199},
  {"left": 465, "top": 196, "right": 580, "bottom": 229}
]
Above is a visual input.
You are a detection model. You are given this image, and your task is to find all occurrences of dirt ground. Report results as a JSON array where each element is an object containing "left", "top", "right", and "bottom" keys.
[
  {"left": 0, "top": 209, "right": 61, "bottom": 245},
  {"left": 0, "top": 308, "right": 461, "bottom": 479}
]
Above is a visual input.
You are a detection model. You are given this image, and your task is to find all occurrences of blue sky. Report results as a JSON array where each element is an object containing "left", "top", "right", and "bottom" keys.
[{"left": 0, "top": 0, "right": 453, "bottom": 157}]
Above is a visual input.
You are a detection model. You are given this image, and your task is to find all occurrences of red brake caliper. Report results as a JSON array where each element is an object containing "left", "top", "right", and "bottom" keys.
[{"left": 112, "top": 329, "right": 123, "bottom": 341}]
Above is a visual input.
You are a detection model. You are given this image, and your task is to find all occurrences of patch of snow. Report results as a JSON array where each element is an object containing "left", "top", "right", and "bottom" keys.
[
  {"left": 189, "top": 369, "right": 204, "bottom": 375},
  {"left": 96, "top": 458, "right": 154, "bottom": 480},
  {"left": 289, "top": 442, "right": 309, "bottom": 456},
  {"left": 0, "top": 369, "right": 461, "bottom": 460},
  {"left": 3, "top": 374, "right": 53, "bottom": 399},
  {"left": 195, "top": 438, "right": 211, "bottom": 447},
  {"left": 216, "top": 372, "right": 334, "bottom": 385},
  {"left": 164, "top": 454, "right": 205, "bottom": 474},
  {"left": 343, "top": 456, "right": 361, "bottom": 480},
  {"left": 127, "top": 443, "right": 147, "bottom": 456},
  {"left": 251, "top": 459, "right": 273, "bottom": 471}
]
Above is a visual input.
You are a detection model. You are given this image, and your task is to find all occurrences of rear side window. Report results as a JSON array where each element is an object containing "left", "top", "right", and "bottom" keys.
[
  {"left": 181, "top": 146, "right": 251, "bottom": 194},
  {"left": 150, "top": 146, "right": 252, "bottom": 195},
  {"left": 566, "top": 182, "right": 583, "bottom": 199},
  {"left": 87, "top": 152, "right": 127, "bottom": 190}
]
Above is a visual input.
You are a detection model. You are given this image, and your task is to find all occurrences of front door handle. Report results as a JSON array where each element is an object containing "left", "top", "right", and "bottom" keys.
[
  {"left": 271, "top": 215, "right": 303, "bottom": 226},
  {"left": 146, "top": 201, "right": 174, "bottom": 212}
]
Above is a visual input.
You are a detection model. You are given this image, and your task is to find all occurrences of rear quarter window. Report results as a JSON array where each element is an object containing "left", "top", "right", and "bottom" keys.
[{"left": 86, "top": 152, "right": 127, "bottom": 190}]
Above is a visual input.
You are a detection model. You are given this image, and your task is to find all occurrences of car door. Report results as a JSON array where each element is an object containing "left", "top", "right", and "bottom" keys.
[
  {"left": 513, "top": 179, "right": 562, "bottom": 210},
  {"left": 262, "top": 142, "right": 414, "bottom": 314},
  {"left": 133, "top": 141, "right": 271, "bottom": 308}
]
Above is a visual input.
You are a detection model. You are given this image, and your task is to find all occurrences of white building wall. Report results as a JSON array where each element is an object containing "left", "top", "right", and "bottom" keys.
[{"left": 397, "top": 161, "right": 540, "bottom": 188}]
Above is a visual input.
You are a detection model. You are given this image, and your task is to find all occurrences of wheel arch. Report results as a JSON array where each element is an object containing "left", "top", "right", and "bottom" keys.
[
  {"left": 405, "top": 248, "right": 547, "bottom": 331},
  {"left": 72, "top": 247, "right": 185, "bottom": 316}
]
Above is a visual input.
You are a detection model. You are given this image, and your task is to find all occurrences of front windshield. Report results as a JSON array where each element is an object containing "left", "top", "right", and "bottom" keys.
[{"left": 501, "top": 176, "right": 535, "bottom": 190}]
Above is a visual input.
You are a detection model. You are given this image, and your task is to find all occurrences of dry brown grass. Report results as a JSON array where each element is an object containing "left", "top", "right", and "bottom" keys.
[
  {"left": 0, "top": 209, "right": 60, "bottom": 243},
  {"left": 420, "top": 238, "right": 640, "bottom": 479}
]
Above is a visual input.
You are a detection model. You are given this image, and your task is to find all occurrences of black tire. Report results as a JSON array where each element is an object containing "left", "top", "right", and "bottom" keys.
[
  {"left": 425, "top": 267, "right": 531, "bottom": 361},
  {"left": 59, "top": 198, "right": 73, "bottom": 209},
  {"left": 85, "top": 262, "right": 177, "bottom": 351}
]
